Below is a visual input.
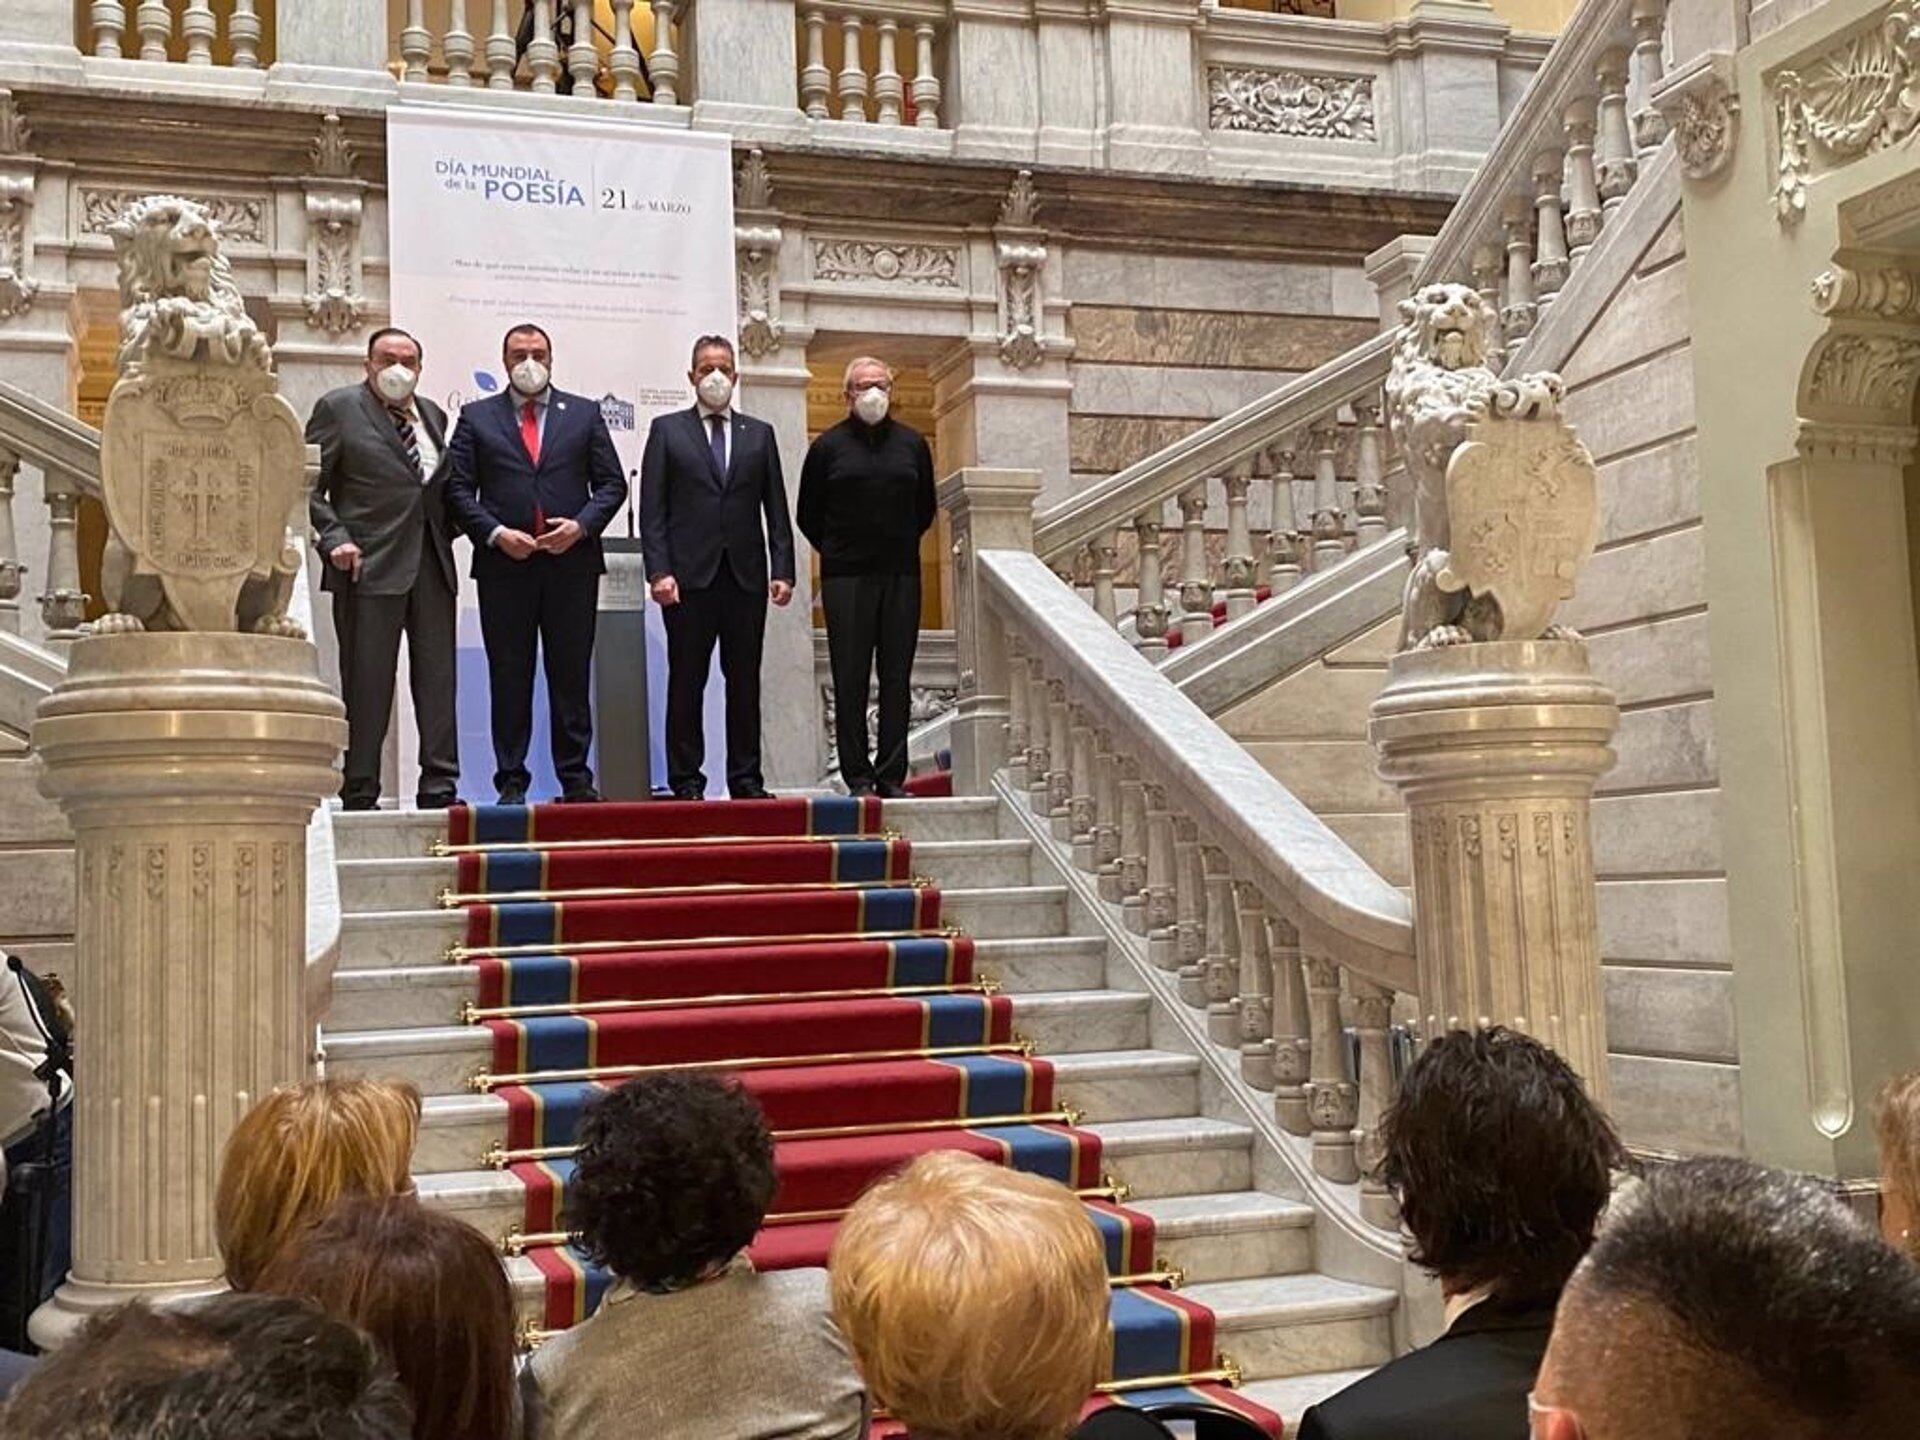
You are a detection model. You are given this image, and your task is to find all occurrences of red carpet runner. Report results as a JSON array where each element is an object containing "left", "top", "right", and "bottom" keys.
[{"left": 447, "top": 797, "right": 1281, "bottom": 1436}]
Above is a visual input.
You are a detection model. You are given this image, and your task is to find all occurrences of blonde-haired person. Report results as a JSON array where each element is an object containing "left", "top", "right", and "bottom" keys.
[
  {"left": 215, "top": 1077, "right": 420, "bottom": 1289},
  {"left": 1877, "top": 1069, "right": 1920, "bottom": 1260},
  {"left": 829, "top": 1150, "right": 1114, "bottom": 1440}
]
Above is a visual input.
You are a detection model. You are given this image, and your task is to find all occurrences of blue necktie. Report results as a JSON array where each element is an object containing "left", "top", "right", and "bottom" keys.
[{"left": 708, "top": 413, "right": 727, "bottom": 477}]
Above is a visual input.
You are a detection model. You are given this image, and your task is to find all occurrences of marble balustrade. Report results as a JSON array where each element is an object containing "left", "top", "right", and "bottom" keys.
[{"left": 797, "top": 1, "right": 944, "bottom": 128}]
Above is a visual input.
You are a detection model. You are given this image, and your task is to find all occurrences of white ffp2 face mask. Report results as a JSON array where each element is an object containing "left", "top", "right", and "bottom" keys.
[
  {"left": 854, "top": 386, "right": 890, "bottom": 425},
  {"left": 696, "top": 370, "right": 735, "bottom": 410},
  {"left": 510, "top": 358, "right": 550, "bottom": 396},
  {"left": 374, "top": 364, "right": 418, "bottom": 404}
]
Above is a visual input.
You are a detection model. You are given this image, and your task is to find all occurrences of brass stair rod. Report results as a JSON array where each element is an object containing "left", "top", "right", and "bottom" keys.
[
  {"left": 435, "top": 828, "right": 901, "bottom": 856},
  {"left": 469, "top": 1038, "right": 1034, "bottom": 1091},
  {"left": 447, "top": 924, "right": 961, "bottom": 962},
  {"left": 439, "top": 875, "right": 932, "bottom": 908},
  {"left": 462, "top": 978, "right": 996, "bottom": 1024}
]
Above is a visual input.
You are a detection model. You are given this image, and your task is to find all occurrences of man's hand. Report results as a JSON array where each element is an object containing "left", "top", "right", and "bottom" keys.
[
  {"left": 537, "top": 516, "right": 584, "bottom": 555},
  {"left": 496, "top": 528, "right": 539, "bottom": 561},
  {"left": 329, "top": 542, "right": 363, "bottom": 581},
  {"left": 770, "top": 580, "right": 793, "bottom": 607},
  {"left": 650, "top": 575, "right": 681, "bottom": 607}
]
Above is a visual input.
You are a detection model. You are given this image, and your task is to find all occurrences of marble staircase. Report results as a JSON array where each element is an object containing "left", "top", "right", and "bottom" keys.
[{"left": 321, "top": 796, "right": 1403, "bottom": 1431}]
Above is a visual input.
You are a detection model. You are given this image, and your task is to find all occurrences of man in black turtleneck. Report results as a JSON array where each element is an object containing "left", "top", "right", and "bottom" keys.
[{"left": 797, "top": 356, "right": 936, "bottom": 798}]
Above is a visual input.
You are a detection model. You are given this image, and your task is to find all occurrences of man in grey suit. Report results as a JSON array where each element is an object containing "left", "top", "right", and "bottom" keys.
[{"left": 307, "top": 327, "right": 461, "bottom": 810}]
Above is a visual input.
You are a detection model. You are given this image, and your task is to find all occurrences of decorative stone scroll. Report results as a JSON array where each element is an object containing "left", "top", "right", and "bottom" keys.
[
  {"left": 0, "top": 91, "right": 38, "bottom": 323},
  {"left": 1206, "top": 65, "right": 1377, "bottom": 142},
  {"left": 995, "top": 170, "right": 1046, "bottom": 371},
  {"left": 301, "top": 115, "right": 366, "bottom": 337},
  {"left": 96, "top": 195, "right": 305, "bottom": 637},
  {"left": 811, "top": 238, "right": 959, "bottom": 288},
  {"left": 1652, "top": 51, "right": 1740, "bottom": 182},
  {"left": 1772, "top": 4, "right": 1920, "bottom": 226},
  {"left": 735, "top": 150, "right": 784, "bottom": 361}
]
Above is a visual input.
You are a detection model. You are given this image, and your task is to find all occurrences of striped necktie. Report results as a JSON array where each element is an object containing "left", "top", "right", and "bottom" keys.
[{"left": 390, "top": 407, "right": 423, "bottom": 478}]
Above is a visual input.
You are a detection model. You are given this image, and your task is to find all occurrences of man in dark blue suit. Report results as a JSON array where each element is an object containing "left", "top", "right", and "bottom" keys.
[
  {"left": 445, "top": 323, "right": 628, "bottom": 804},
  {"left": 638, "top": 335, "right": 795, "bottom": 799}
]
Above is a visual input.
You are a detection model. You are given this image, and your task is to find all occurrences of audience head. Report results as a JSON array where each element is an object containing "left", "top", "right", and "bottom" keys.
[
  {"left": 842, "top": 355, "right": 894, "bottom": 424},
  {"left": 214, "top": 1077, "right": 420, "bottom": 1289},
  {"left": 830, "top": 1150, "right": 1109, "bottom": 1440},
  {"left": 1532, "top": 1157, "right": 1920, "bottom": 1440},
  {"left": 1380, "top": 1026, "right": 1624, "bottom": 1307},
  {"left": 255, "top": 1196, "right": 516, "bottom": 1440},
  {"left": 564, "top": 1072, "right": 775, "bottom": 1289},
  {"left": 2, "top": 1292, "right": 412, "bottom": 1439},
  {"left": 1875, "top": 1068, "right": 1920, "bottom": 1259}
]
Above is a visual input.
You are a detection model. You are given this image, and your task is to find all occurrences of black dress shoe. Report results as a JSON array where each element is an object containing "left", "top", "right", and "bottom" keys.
[
  {"left": 415, "top": 792, "right": 459, "bottom": 811},
  {"left": 668, "top": 786, "right": 705, "bottom": 801},
  {"left": 340, "top": 795, "right": 379, "bottom": 812},
  {"left": 559, "top": 788, "right": 603, "bottom": 804},
  {"left": 875, "top": 780, "right": 912, "bottom": 800},
  {"left": 847, "top": 781, "right": 878, "bottom": 798},
  {"left": 496, "top": 787, "right": 528, "bottom": 806},
  {"left": 730, "top": 786, "right": 775, "bottom": 801}
]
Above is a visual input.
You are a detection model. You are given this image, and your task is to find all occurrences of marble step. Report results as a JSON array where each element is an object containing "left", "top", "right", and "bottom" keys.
[
  {"left": 336, "top": 838, "right": 1038, "bottom": 913},
  {"left": 324, "top": 989, "right": 1155, "bottom": 1096},
  {"left": 331, "top": 797, "right": 1007, "bottom": 863},
  {"left": 337, "top": 884, "right": 1072, "bottom": 970},
  {"left": 326, "top": 935, "right": 1114, "bottom": 1033},
  {"left": 494, "top": 1189, "right": 1318, "bottom": 1326},
  {"left": 415, "top": 1114, "right": 1259, "bottom": 1240},
  {"left": 1240, "top": 1368, "right": 1380, "bottom": 1436},
  {"left": 406, "top": 1048, "right": 1208, "bottom": 1174}
]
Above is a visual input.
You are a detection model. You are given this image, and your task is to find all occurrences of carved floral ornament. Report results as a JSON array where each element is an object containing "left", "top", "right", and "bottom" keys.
[
  {"left": 0, "top": 90, "right": 36, "bottom": 323},
  {"left": 1651, "top": 51, "right": 1740, "bottom": 182},
  {"left": 812, "top": 239, "right": 960, "bottom": 288},
  {"left": 1206, "top": 65, "right": 1377, "bottom": 142},
  {"left": 1771, "top": 4, "right": 1920, "bottom": 227},
  {"left": 734, "top": 150, "right": 784, "bottom": 360}
]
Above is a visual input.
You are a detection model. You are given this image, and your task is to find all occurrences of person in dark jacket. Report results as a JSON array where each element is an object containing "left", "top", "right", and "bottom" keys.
[
  {"left": 797, "top": 356, "right": 935, "bottom": 798},
  {"left": 1297, "top": 1027, "right": 1626, "bottom": 1440}
]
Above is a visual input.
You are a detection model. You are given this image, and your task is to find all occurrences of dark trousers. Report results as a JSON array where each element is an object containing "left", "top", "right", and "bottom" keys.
[
  {"left": 0, "top": 1104, "right": 70, "bottom": 1351},
  {"left": 822, "top": 572, "right": 921, "bottom": 789},
  {"left": 332, "top": 563, "right": 460, "bottom": 807},
  {"left": 477, "top": 562, "right": 600, "bottom": 797},
  {"left": 662, "top": 568, "right": 768, "bottom": 796}
]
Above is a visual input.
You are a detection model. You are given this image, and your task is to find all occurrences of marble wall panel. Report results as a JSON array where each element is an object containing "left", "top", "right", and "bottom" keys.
[
  {"left": 1585, "top": 610, "right": 1715, "bottom": 709},
  {"left": 1598, "top": 433, "right": 1700, "bottom": 545},
  {"left": 1592, "top": 789, "right": 1725, "bottom": 876},
  {"left": 0, "top": 845, "right": 74, "bottom": 941},
  {"left": 0, "top": 756, "right": 68, "bottom": 846},
  {"left": 1563, "top": 345, "right": 1697, "bottom": 465},
  {"left": 1560, "top": 264, "right": 1693, "bottom": 390},
  {"left": 1068, "top": 363, "right": 1305, "bottom": 420},
  {"left": 1069, "top": 306, "right": 1378, "bottom": 371},
  {"left": 1607, "top": 1054, "right": 1743, "bottom": 1155},
  {"left": 1069, "top": 415, "right": 1209, "bottom": 474},
  {"left": 1597, "top": 699, "right": 1720, "bottom": 795},
  {"left": 1063, "top": 251, "right": 1376, "bottom": 318},
  {"left": 1638, "top": 211, "right": 1687, "bottom": 276},
  {"left": 1598, "top": 877, "right": 1732, "bottom": 968},
  {"left": 1562, "top": 524, "right": 1707, "bottom": 634},
  {"left": 1604, "top": 965, "right": 1739, "bottom": 1063}
]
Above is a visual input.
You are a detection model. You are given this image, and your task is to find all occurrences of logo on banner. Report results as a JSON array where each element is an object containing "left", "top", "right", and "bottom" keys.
[
  {"left": 435, "top": 159, "right": 586, "bottom": 209},
  {"left": 599, "top": 393, "right": 636, "bottom": 431}
]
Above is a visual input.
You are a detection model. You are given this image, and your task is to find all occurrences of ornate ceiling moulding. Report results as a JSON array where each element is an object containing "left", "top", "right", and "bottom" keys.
[
  {"left": 810, "top": 238, "right": 961, "bottom": 289},
  {"left": 1651, "top": 49, "right": 1739, "bottom": 183},
  {"left": 1205, "top": 65, "right": 1378, "bottom": 142},
  {"left": 1811, "top": 256, "right": 1920, "bottom": 320},
  {"left": 1770, "top": 4, "right": 1920, "bottom": 227}
]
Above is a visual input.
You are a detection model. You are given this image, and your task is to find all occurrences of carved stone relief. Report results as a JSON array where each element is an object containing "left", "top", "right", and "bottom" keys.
[
  {"left": 994, "top": 170, "right": 1046, "bottom": 371},
  {"left": 1206, "top": 65, "right": 1377, "bottom": 142},
  {"left": 0, "top": 90, "right": 37, "bottom": 323},
  {"left": 1805, "top": 333, "right": 1920, "bottom": 412},
  {"left": 812, "top": 239, "right": 960, "bottom": 288},
  {"left": 1652, "top": 52, "right": 1740, "bottom": 182},
  {"left": 302, "top": 115, "right": 365, "bottom": 337},
  {"left": 1772, "top": 4, "right": 1920, "bottom": 226},
  {"left": 82, "top": 187, "right": 267, "bottom": 246},
  {"left": 734, "top": 149, "right": 784, "bottom": 360}
]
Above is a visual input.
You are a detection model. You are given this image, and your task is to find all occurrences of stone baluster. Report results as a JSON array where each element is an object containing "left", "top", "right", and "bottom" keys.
[
  {"left": 136, "top": 0, "right": 170, "bottom": 60},
  {"left": 91, "top": 1, "right": 127, "bottom": 59},
  {"left": 1132, "top": 513, "right": 1169, "bottom": 659},
  {"left": 1173, "top": 820, "right": 1206, "bottom": 1006},
  {"left": 1143, "top": 786, "right": 1177, "bottom": 968},
  {"left": 911, "top": 24, "right": 942, "bottom": 128},
  {"left": 1222, "top": 465, "right": 1256, "bottom": 622},
  {"left": 1352, "top": 977, "right": 1399, "bottom": 1229},
  {"left": 40, "top": 480, "right": 88, "bottom": 642},
  {"left": 1629, "top": 0, "right": 1669, "bottom": 154},
  {"left": 1501, "top": 197, "right": 1538, "bottom": 346},
  {"left": 1302, "top": 951, "right": 1359, "bottom": 1182},
  {"left": 838, "top": 14, "right": 869, "bottom": 121},
  {"left": 1117, "top": 761, "right": 1148, "bottom": 933},
  {"left": 1532, "top": 149, "right": 1571, "bottom": 308},
  {"left": 1045, "top": 679, "right": 1071, "bottom": 838},
  {"left": 649, "top": 0, "right": 680, "bottom": 105},
  {"left": 181, "top": 0, "right": 216, "bottom": 65},
  {"left": 486, "top": 0, "right": 517, "bottom": 88},
  {"left": 1268, "top": 444, "right": 1302, "bottom": 592},
  {"left": 1470, "top": 242, "right": 1504, "bottom": 327},
  {"left": 1067, "top": 711, "right": 1097, "bottom": 870},
  {"left": 229, "top": 1, "right": 261, "bottom": 66},
  {"left": 1024, "top": 658, "right": 1050, "bottom": 814},
  {"left": 1352, "top": 400, "right": 1388, "bottom": 548},
  {"left": 800, "top": 6, "right": 831, "bottom": 118},
  {"left": 1093, "top": 735, "right": 1122, "bottom": 902},
  {"left": 438, "top": 0, "right": 474, "bottom": 84},
  {"left": 1249, "top": 449, "right": 1272, "bottom": 594},
  {"left": 1309, "top": 422, "right": 1345, "bottom": 567},
  {"left": 400, "top": 0, "right": 432, "bottom": 80},
  {"left": 1563, "top": 97, "right": 1604, "bottom": 260},
  {"left": 1595, "top": 49, "right": 1639, "bottom": 212},
  {"left": 607, "top": 0, "right": 643, "bottom": 100},
  {"left": 1235, "top": 884, "right": 1274, "bottom": 1090},
  {"left": 1200, "top": 849, "right": 1240, "bottom": 1045},
  {"left": 0, "top": 449, "right": 20, "bottom": 633},
  {"left": 1176, "top": 485, "right": 1213, "bottom": 644},
  {"left": 1004, "top": 634, "right": 1030, "bottom": 790},
  {"left": 1269, "top": 917, "right": 1311, "bottom": 1135},
  {"left": 568, "top": 1, "right": 599, "bottom": 94},
  {"left": 525, "top": 1, "right": 562, "bottom": 93},
  {"left": 873, "top": 18, "right": 904, "bottom": 125},
  {"left": 1089, "top": 529, "right": 1119, "bottom": 629}
]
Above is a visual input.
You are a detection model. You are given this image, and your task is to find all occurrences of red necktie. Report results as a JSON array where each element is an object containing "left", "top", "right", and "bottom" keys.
[{"left": 518, "top": 400, "right": 541, "bottom": 465}]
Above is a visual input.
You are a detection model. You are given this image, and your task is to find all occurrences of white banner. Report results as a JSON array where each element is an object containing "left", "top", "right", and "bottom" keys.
[{"left": 385, "top": 105, "right": 738, "bottom": 799}]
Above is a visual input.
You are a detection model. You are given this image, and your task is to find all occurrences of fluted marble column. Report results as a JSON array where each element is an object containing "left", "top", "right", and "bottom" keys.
[
  {"left": 29, "top": 633, "right": 345, "bottom": 1346},
  {"left": 1369, "top": 641, "right": 1618, "bottom": 1097}
]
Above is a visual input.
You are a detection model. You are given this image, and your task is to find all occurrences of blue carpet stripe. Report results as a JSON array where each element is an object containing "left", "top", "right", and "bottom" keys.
[
  {"left": 924, "top": 994, "right": 995, "bottom": 1047},
  {"left": 805, "top": 796, "right": 866, "bottom": 836},
  {"left": 944, "top": 1054, "right": 1038, "bottom": 1118},
  {"left": 470, "top": 805, "right": 534, "bottom": 845},
  {"left": 517, "top": 1082, "right": 606, "bottom": 1148},
  {"left": 1108, "top": 1286, "right": 1193, "bottom": 1379},
  {"left": 833, "top": 840, "right": 894, "bottom": 884},
  {"left": 861, "top": 888, "right": 924, "bottom": 932},
  {"left": 1089, "top": 1207, "right": 1132, "bottom": 1275},
  {"left": 520, "top": 1016, "right": 594, "bottom": 1073},
  {"left": 976, "top": 1124, "right": 1080, "bottom": 1186},
  {"left": 501, "top": 955, "right": 577, "bottom": 1008},
  {"left": 494, "top": 902, "right": 561, "bottom": 948},
  {"left": 889, "top": 938, "right": 959, "bottom": 987},
  {"left": 480, "top": 851, "right": 545, "bottom": 893}
]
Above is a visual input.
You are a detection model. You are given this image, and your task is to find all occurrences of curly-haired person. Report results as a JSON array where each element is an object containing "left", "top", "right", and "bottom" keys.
[
  {"left": 1298, "top": 1026, "right": 1627, "bottom": 1440},
  {"left": 524, "top": 1072, "right": 867, "bottom": 1440}
]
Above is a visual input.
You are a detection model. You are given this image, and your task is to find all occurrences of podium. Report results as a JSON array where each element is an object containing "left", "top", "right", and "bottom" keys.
[{"left": 594, "top": 536, "right": 652, "bottom": 800}]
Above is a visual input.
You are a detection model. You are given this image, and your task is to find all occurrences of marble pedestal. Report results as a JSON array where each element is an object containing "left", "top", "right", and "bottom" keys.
[
  {"left": 28, "top": 633, "right": 344, "bottom": 1346},
  {"left": 1369, "top": 641, "right": 1618, "bottom": 1098}
]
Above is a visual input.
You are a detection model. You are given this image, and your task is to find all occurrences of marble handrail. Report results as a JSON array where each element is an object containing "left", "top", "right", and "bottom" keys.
[{"left": 980, "top": 546, "right": 1415, "bottom": 991}]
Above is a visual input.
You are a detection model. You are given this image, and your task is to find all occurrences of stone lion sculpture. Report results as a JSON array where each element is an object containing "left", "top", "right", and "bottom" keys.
[
  {"left": 93, "top": 195, "right": 303, "bottom": 638},
  {"left": 1387, "top": 281, "right": 1584, "bottom": 650}
]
